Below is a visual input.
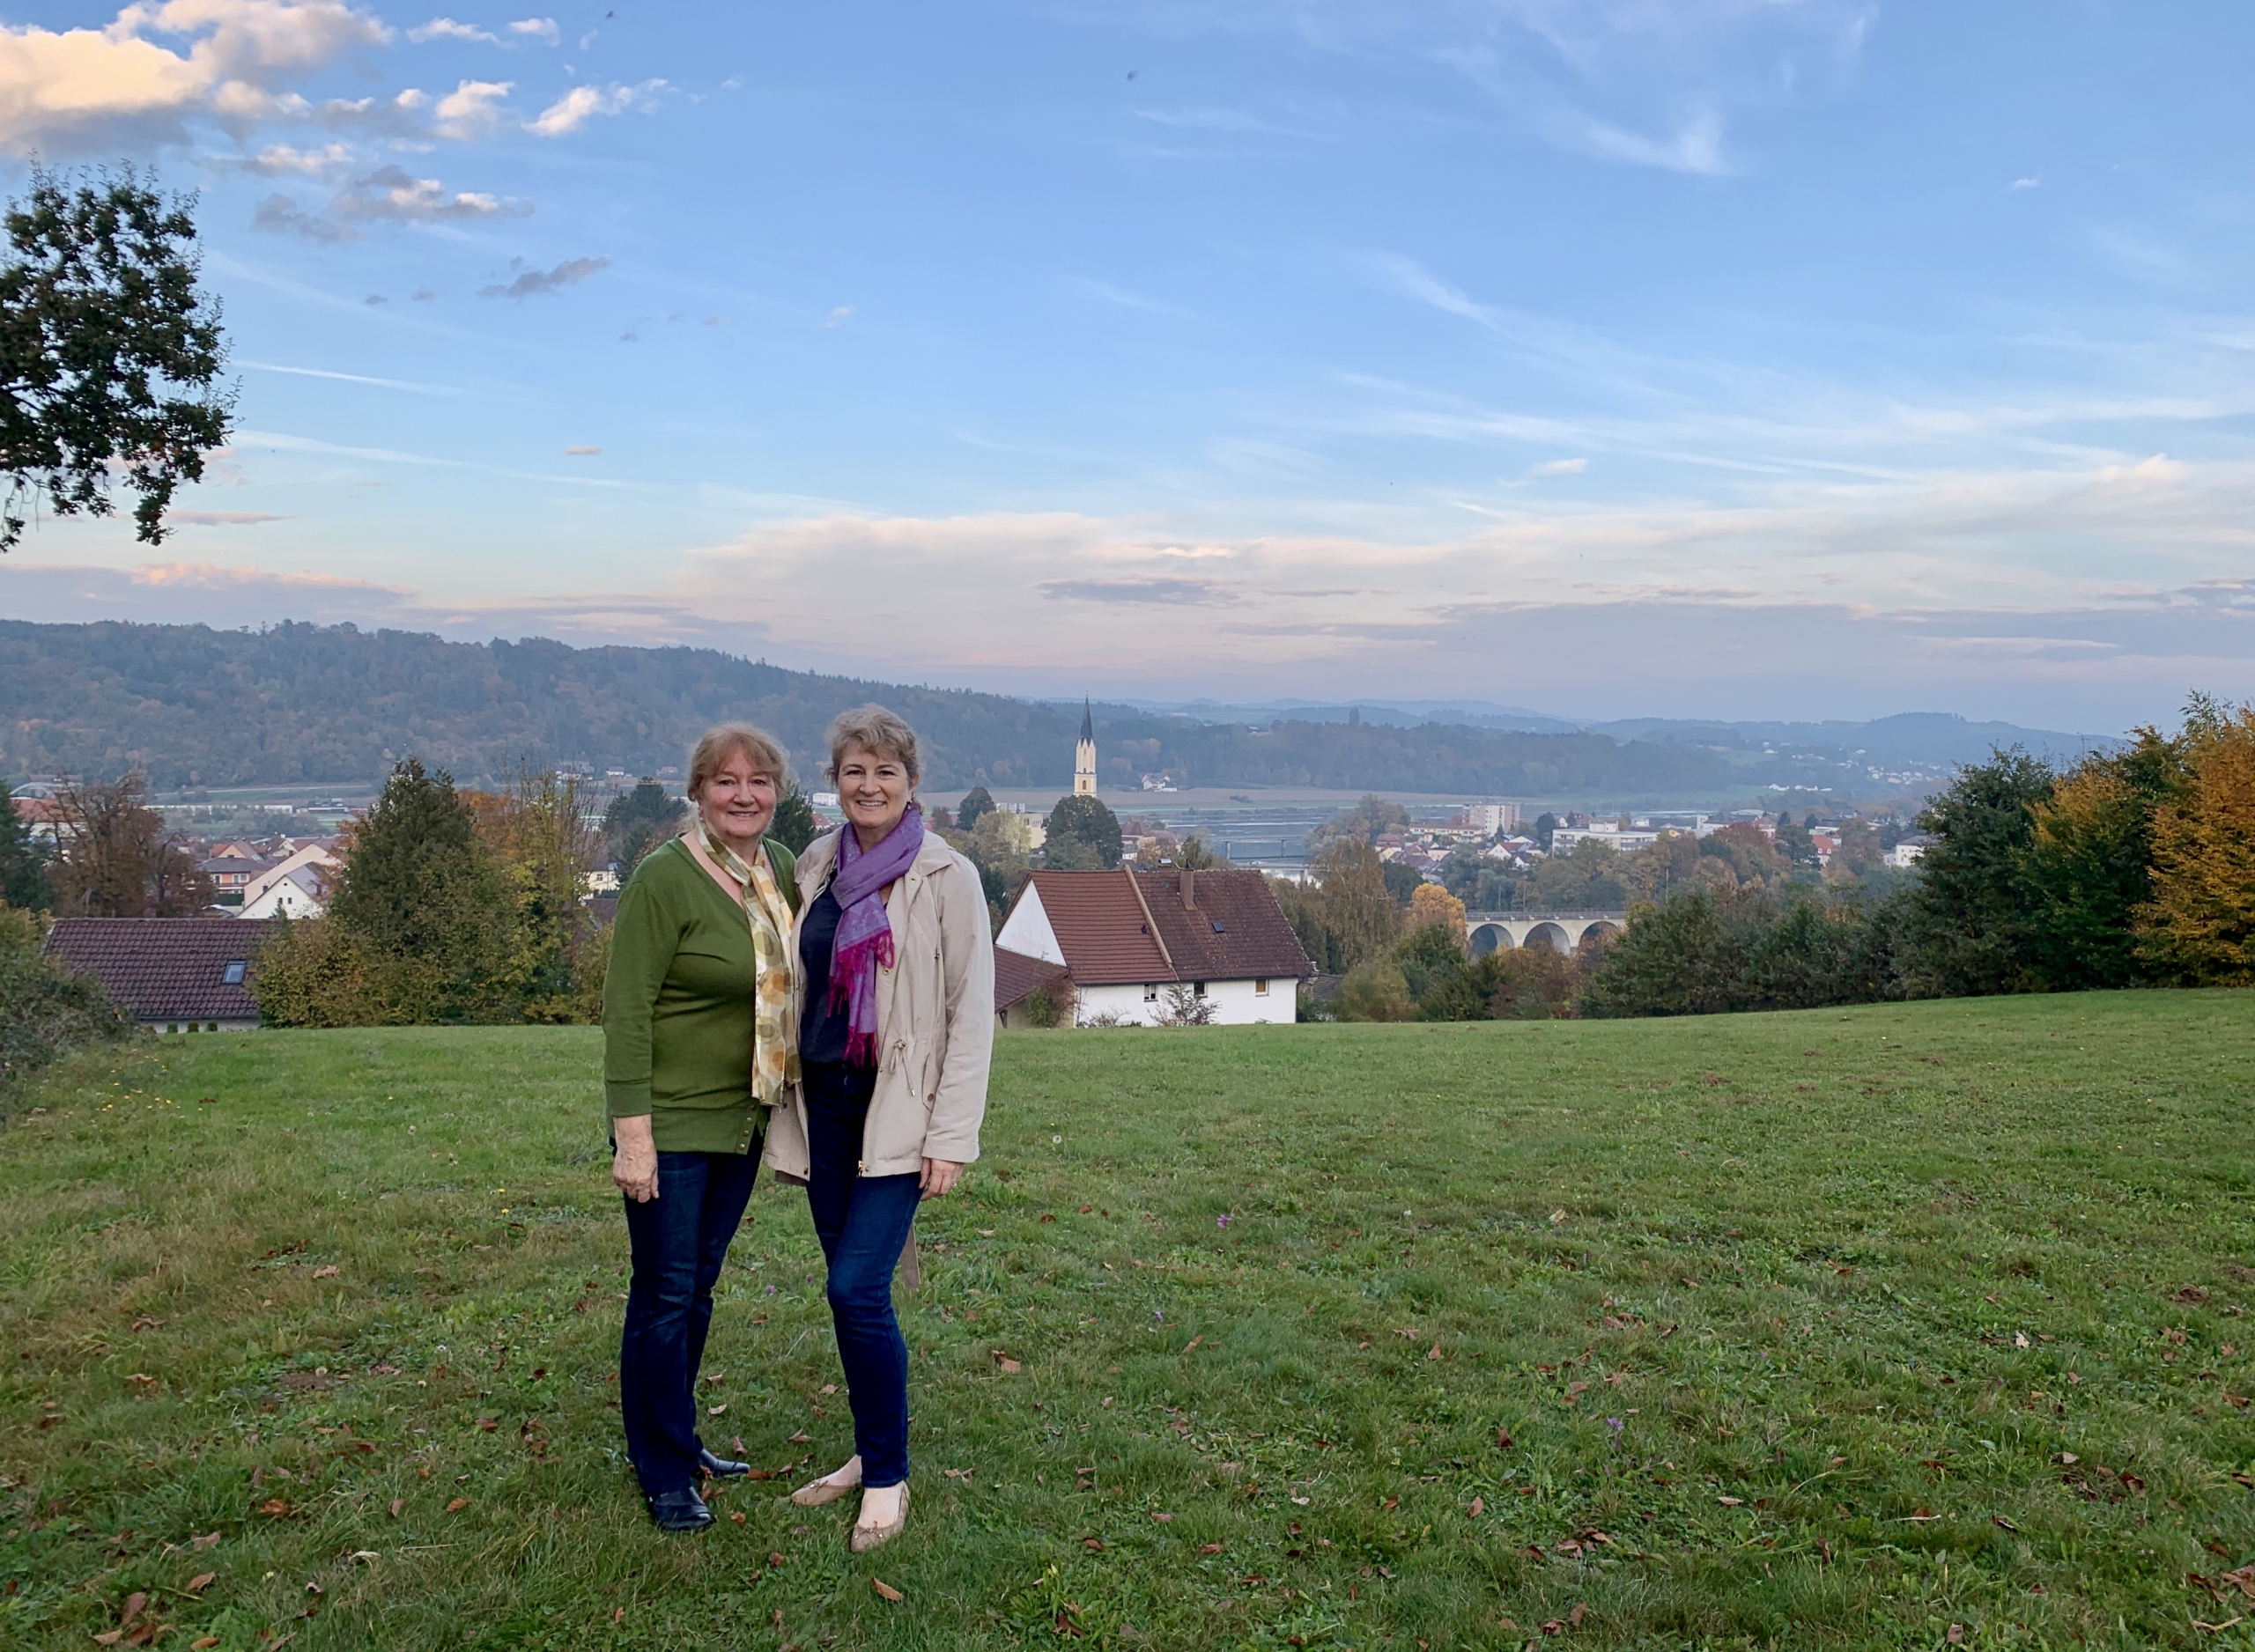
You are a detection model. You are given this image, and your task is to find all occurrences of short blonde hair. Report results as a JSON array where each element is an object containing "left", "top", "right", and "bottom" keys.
[
  {"left": 826, "top": 704, "right": 920, "bottom": 784},
  {"left": 687, "top": 724, "right": 790, "bottom": 800}
]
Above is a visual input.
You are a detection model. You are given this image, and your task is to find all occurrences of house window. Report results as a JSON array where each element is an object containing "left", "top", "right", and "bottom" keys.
[
  {"left": 223, "top": 960, "right": 247, "bottom": 985},
  {"left": 1142, "top": 984, "right": 1157, "bottom": 1001},
  {"left": 1254, "top": 978, "right": 1270, "bottom": 996},
  {"left": 1194, "top": 982, "right": 1208, "bottom": 998}
]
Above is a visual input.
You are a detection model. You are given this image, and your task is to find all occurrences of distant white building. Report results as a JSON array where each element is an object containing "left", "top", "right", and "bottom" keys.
[
  {"left": 239, "top": 840, "right": 341, "bottom": 909},
  {"left": 1460, "top": 801, "right": 1521, "bottom": 836},
  {"left": 238, "top": 864, "right": 329, "bottom": 920},
  {"left": 1550, "top": 824, "right": 1661, "bottom": 854},
  {"left": 1885, "top": 837, "right": 1929, "bottom": 868}
]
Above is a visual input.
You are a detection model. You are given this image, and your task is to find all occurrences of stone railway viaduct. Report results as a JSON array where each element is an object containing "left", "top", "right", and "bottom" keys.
[{"left": 1463, "top": 911, "right": 1629, "bottom": 957}]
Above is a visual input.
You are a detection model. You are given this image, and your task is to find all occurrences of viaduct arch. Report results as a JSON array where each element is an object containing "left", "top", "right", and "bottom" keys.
[{"left": 1465, "top": 911, "right": 1628, "bottom": 958}]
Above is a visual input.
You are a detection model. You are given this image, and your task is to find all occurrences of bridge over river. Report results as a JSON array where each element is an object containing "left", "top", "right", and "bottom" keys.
[{"left": 1463, "top": 911, "right": 1629, "bottom": 956}]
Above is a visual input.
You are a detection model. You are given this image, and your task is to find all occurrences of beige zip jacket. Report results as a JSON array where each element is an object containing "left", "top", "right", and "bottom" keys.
[{"left": 764, "top": 824, "right": 995, "bottom": 1181}]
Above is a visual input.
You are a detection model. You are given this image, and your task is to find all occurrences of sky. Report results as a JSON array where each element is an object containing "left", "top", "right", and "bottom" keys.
[{"left": 0, "top": 0, "right": 2249, "bottom": 733}]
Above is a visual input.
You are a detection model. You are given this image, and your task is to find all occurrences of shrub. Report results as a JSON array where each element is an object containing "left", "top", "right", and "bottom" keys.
[
  {"left": 1152, "top": 982, "right": 1216, "bottom": 1026},
  {"left": 1330, "top": 959, "right": 1414, "bottom": 1022},
  {"left": 0, "top": 904, "right": 133, "bottom": 1103}
]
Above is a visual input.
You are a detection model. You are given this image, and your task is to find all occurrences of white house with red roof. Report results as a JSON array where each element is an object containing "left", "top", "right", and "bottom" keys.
[{"left": 993, "top": 867, "right": 1313, "bottom": 1028}]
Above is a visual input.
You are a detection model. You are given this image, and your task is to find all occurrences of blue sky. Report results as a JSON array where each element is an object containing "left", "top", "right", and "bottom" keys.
[{"left": 0, "top": 0, "right": 2249, "bottom": 731}]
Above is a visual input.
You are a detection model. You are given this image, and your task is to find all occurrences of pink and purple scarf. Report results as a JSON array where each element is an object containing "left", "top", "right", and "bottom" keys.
[{"left": 826, "top": 804, "right": 925, "bottom": 1067}]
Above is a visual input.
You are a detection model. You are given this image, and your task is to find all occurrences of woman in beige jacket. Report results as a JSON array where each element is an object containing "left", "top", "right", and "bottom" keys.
[{"left": 771, "top": 704, "right": 994, "bottom": 1552}]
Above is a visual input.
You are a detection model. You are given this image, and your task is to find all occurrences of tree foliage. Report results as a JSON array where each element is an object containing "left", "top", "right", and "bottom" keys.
[
  {"left": 1042, "top": 793, "right": 1123, "bottom": 871},
  {"left": 1896, "top": 749, "right": 2055, "bottom": 999},
  {"left": 601, "top": 778, "right": 685, "bottom": 878},
  {"left": 955, "top": 785, "right": 995, "bottom": 833},
  {"left": 0, "top": 781, "right": 49, "bottom": 910},
  {"left": 769, "top": 783, "right": 819, "bottom": 856},
  {"left": 48, "top": 772, "right": 209, "bottom": 916},
  {"left": 1273, "top": 842, "right": 1402, "bottom": 975},
  {"left": 0, "top": 903, "right": 133, "bottom": 1104},
  {"left": 0, "top": 166, "right": 233, "bottom": 551},
  {"left": 2139, "top": 704, "right": 2255, "bottom": 984}
]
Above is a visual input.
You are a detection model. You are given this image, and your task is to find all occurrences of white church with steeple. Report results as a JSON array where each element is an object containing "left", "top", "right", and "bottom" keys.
[{"left": 1074, "top": 700, "right": 1097, "bottom": 796}]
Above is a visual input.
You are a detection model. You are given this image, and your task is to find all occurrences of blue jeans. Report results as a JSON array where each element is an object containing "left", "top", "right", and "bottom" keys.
[
  {"left": 619, "top": 1147, "right": 759, "bottom": 1497},
  {"left": 802, "top": 1063, "right": 922, "bottom": 1488}
]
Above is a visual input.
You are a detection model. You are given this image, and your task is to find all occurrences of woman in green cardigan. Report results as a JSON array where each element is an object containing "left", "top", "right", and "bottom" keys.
[{"left": 603, "top": 724, "right": 801, "bottom": 1531}]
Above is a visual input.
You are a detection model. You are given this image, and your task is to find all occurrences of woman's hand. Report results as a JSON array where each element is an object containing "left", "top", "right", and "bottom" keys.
[
  {"left": 612, "top": 1115, "right": 660, "bottom": 1203},
  {"left": 920, "top": 1157, "right": 964, "bottom": 1200}
]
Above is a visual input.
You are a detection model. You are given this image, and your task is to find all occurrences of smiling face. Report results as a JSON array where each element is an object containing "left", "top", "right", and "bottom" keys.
[
  {"left": 694, "top": 751, "right": 777, "bottom": 852},
  {"left": 836, "top": 742, "right": 913, "bottom": 846}
]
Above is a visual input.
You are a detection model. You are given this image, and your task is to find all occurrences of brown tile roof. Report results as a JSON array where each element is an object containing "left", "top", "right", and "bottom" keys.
[
  {"left": 993, "top": 947, "right": 1074, "bottom": 1014},
  {"left": 42, "top": 918, "right": 278, "bottom": 1022},
  {"left": 1008, "top": 868, "right": 1313, "bottom": 988},
  {"left": 1015, "top": 871, "right": 1172, "bottom": 987},
  {"left": 1135, "top": 868, "right": 1315, "bottom": 984}
]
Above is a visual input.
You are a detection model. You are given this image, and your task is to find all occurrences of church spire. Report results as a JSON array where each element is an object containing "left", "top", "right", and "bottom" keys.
[{"left": 1074, "top": 699, "right": 1097, "bottom": 796}]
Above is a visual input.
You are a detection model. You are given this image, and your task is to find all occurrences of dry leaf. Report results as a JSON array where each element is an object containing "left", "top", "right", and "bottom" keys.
[
  {"left": 1150, "top": 1511, "right": 1172, "bottom": 1522},
  {"left": 186, "top": 1572, "right": 215, "bottom": 1592},
  {"left": 1468, "top": 1497, "right": 1483, "bottom": 1518},
  {"left": 1993, "top": 1516, "right": 2020, "bottom": 1532},
  {"left": 1570, "top": 1603, "right": 1587, "bottom": 1626},
  {"left": 612, "top": 1607, "right": 625, "bottom": 1625},
  {"left": 1946, "top": 1626, "right": 1964, "bottom": 1645},
  {"left": 2014, "top": 1331, "right": 2030, "bottom": 1349},
  {"left": 818, "top": 1384, "right": 837, "bottom": 1396},
  {"left": 191, "top": 1532, "right": 220, "bottom": 1551},
  {"left": 872, "top": 1578, "right": 903, "bottom": 1601},
  {"left": 475, "top": 1417, "right": 497, "bottom": 1432},
  {"left": 1427, "top": 1343, "right": 1442, "bottom": 1361},
  {"left": 446, "top": 1497, "right": 469, "bottom": 1513},
  {"left": 787, "top": 1431, "right": 810, "bottom": 1443},
  {"left": 388, "top": 1499, "right": 403, "bottom": 1517},
  {"left": 1183, "top": 1336, "right": 1202, "bottom": 1353},
  {"left": 996, "top": 1357, "right": 1022, "bottom": 1375},
  {"left": 1496, "top": 1427, "right": 1513, "bottom": 1450},
  {"left": 1200, "top": 1542, "right": 1223, "bottom": 1553},
  {"left": 1718, "top": 1496, "right": 1744, "bottom": 1508},
  {"left": 1083, "top": 1537, "right": 1105, "bottom": 1551},
  {"left": 311, "top": 1265, "right": 339, "bottom": 1280},
  {"left": 256, "top": 1499, "right": 291, "bottom": 1518}
]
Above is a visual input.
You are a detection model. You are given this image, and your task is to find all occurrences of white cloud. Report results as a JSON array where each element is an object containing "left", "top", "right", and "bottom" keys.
[
  {"left": 0, "top": 0, "right": 390, "bottom": 151},
  {"left": 1551, "top": 106, "right": 1728, "bottom": 174},
  {"left": 1375, "top": 254, "right": 1498, "bottom": 330},
  {"left": 254, "top": 162, "right": 530, "bottom": 238},
  {"left": 1528, "top": 457, "right": 1588, "bottom": 477},
  {"left": 529, "top": 77, "right": 664, "bottom": 136},
  {"left": 432, "top": 76, "right": 511, "bottom": 137},
  {"left": 2010, "top": 173, "right": 2042, "bottom": 191},
  {"left": 506, "top": 18, "right": 559, "bottom": 44},
  {"left": 240, "top": 138, "right": 356, "bottom": 173},
  {"left": 825, "top": 304, "right": 854, "bottom": 327},
  {"left": 407, "top": 17, "right": 495, "bottom": 44}
]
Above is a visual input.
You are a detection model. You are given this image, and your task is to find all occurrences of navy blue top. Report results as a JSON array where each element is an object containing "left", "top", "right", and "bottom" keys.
[{"left": 798, "top": 885, "right": 858, "bottom": 1070}]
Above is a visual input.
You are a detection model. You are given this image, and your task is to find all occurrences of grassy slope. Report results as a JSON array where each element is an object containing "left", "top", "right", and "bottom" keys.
[{"left": 2, "top": 994, "right": 2252, "bottom": 1651}]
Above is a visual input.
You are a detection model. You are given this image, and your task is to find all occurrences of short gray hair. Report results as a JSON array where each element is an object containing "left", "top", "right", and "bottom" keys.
[{"left": 826, "top": 704, "right": 921, "bottom": 784}]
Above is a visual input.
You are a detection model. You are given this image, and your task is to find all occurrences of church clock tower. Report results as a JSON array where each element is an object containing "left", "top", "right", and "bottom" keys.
[{"left": 1074, "top": 700, "right": 1098, "bottom": 796}]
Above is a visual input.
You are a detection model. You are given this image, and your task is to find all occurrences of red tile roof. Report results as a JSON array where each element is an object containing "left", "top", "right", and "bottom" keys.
[
  {"left": 1014, "top": 871, "right": 1172, "bottom": 987},
  {"left": 993, "top": 947, "right": 1074, "bottom": 1014},
  {"left": 1007, "top": 869, "right": 1313, "bottom": 988},
  {"left": 43, "top": 918, "right": 277, "bottom": 1022}
]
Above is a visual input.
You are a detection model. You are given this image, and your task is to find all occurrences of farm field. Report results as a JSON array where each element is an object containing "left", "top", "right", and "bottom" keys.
[{"left": 3, "top": 993, "right": 2252, "bottom": 1650}]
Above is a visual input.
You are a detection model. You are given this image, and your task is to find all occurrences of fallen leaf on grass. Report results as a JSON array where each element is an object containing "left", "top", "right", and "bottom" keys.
[
  {"left": 612, "top": 1607, "right": 625, "bottom": 1624},
  {"left": 2196, "top": 1619, "right": 2246, "bottom": 1634},
  {"left": 787, "top": 1431, "right": 811, "bottom": 1443},
  {"left": 446, "top": 1498, "right": 469, "bottom": 1513},
  {"left": 731, "top": 1512, "right": 746, "bottom": 1524},
  {"left": 1468, "top": 1497, "right": 1483, "bottom": 1518},
  {"left": 191, "top": 1531, "right": 221, "bottom": 1552},
  {"left": 1993, "top": 1516, "right": 2020, "bottom": 1532},
  {"left": 872, "top": 1578, "right": 903, "bottom": 1601},
  {"left": 1150, "top": 1511, "right": 1172, "bottom": 1522},
  {"left": 1570, "top": 1603, "right": 1586, "bottom": 1626},
  {"left": 1182, "top": 1336, "right": 1202, "bottom": 1353},
  {"left": 312, "top": 1265, "right": 339, "bottom": 1280},
  {"left": 1200, "top": 1543, "right": 1224, "bottom": 1553},
  {"left": 1717, "top": 1496, "right": 1744, "bottom": 1508},
  {"left": 388, "top": 1499, "right": 403, "bottom": 1517},
  {"left": 1947, "top": 1626, "right": 1964, "bottom": 1645},
  {"left": 768, "top": 1552, "right": 786, "bottom": 1567},
  {"left": 185, "top": 1572, "right": 215, "bottom": 1592},
  {"left": 256, "top": 1500, "right": 291, "bottom": 1518},
  {"left": 1495, "top": 1427, "right": 1513, "bottom": 1450},
  {"left": 191, "top": 1640, "right": 218, "bottom": 1649},
  {"left": 993, "top": 1352, "right": 1022, "bottom": 1375},
  {"left": 818, "top": 1384, "right": 837, "bottom": 1396},
  {"left": 1083, "top": 1537, "right": 1105, "bottom": 1551},
  {"left": 708, "top": 1404, "right": 728, "bottom": 1415},
  {"left": 2222, "top": 1566, "right": 2255, "bottom": 1598},
  {"left": 476, "top": 1417, "right": 497, "bottom": 1432}
]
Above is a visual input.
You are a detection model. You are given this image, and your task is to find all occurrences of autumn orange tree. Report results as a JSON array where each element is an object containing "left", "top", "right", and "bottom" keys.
[{"left": 2138, "top": 701, "right": 2255, "bottom": 984}]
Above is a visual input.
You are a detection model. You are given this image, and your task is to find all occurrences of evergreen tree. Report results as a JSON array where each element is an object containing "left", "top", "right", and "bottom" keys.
[
  {"left": 0, "top": 780, "right": 49, "bottom": 909},
  {"left": 1897, "top": 749, "right": 2053, "bottom": 998},
  {"left": 602, "top": 778, "right": 685, "bottom": 877},
  {"left": 2020, "top": 725, "right": 2191, "bottom": 989},
  {"left": 955, "top": 785, "right": 994, "bottom": 833},
  {"left": 769, "top": 783, "right": 818, "bottom": 854},
  {"left": 329, "top": 756, "right": 508, "bottom": 1021},
  {"left": 1042, "top": 793, "right": 1123, "bottom": 870}
]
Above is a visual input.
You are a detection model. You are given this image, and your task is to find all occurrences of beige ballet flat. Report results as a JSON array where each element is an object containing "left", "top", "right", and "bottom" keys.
[
  {"left": 791, "top": 1463, "right": 861, "bottom": 1508},
  {"left": 849, "top": 1484, "right": 908, "bottom": 1554}
]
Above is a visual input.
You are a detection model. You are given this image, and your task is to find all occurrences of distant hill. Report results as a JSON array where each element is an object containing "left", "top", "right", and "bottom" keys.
[{"left": 1, "top": 620, "right": 1751, "bottom": 799}]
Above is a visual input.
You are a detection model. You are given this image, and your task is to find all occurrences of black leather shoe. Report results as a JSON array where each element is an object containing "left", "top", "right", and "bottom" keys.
[
  {"left": 699, "top": 1446, "right": 752, "bottom": 1479},
  {"left": 646, "top": 1487, "right": 713, "bottom": 1532}
]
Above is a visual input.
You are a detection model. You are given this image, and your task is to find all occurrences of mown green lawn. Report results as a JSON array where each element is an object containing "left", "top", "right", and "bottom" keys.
[{"left": 3, "top": 993, "right": 2253, "bottom": 1651}]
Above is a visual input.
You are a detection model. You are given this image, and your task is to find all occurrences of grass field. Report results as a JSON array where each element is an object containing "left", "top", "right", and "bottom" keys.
[{"left": 4, "top": 993, "right": 2253, "bottom": 1650}]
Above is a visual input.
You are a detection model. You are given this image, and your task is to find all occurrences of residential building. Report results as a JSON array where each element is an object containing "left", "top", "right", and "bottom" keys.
[
  {"left": 1885, "top": 837, "right": 1929, "bottom": 868},
  {"left": 44, "top": 918, "right": 277, "bottom": 1032},
  {"left": 1550, "top": 824, "right": 1662, "bottom": 854},
  {"left": 1459, "top": 801, "right": 1521, "bottom": 836},
  {"left": 238, "top": 865, "right": 329, "bottom": 920},
  {"left": 993, "top": 867, "right": 1313, "bottom": 1028},
  {"left": 240, "top": 840, "right": 341, "bottom": 909},
  {"left": 199, "top": 854, "right": 271, "bottom": 905}
]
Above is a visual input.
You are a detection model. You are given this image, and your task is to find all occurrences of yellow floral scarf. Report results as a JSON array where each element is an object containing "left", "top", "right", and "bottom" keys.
[{"left": 695, "top": 821, "right": 800, "bottom": 1105}]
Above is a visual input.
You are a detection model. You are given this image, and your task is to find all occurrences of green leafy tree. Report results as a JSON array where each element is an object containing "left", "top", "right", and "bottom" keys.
[
  {"left": 1393, "top": 920, "right": 1468, "bottom": 1005},
  {"left": 1305, "top": 841, "right": 1401, "bottom": 971},
  {"left": 1772, "top": 812, "right": 1818, "bottom": 867},
  {"left": 955, "top": 785, "right": 994, "bottom": 833},
  {"left": 0, "top": 166, "right": 233, "bottom": 551},
  {"left": 1897, "top": 749, "right": 2054, "bottom": 998},
  {"left": 1328, "top": 957, "right": 1413, "bottom": 1021},
  {"left": 469, "top": 769, "right": 600, "bottom": 1022},
  {"left": 1379, "top": 859, "right": 1423, "bottom": 908},
  {"left": 0, "top": 781, "right": 49, "bottom": 909},
  {"left": 1043, "top": 793, "right": 1123, "bottom": 870},
  {"left": 769, "top": 783, "right": 818, "bottom": 855},
  {"left": 1305, "top": 793, "right": 1410, "bottom": 854},
  {"left": 325, "top": 756, "right": 509, "bottom": 1022},
  {"left": 0, "top": 903, "right": 132, "bottom": 1101},
  {"left": 602, "top": 778, "right": 685, "bottom": 878}
]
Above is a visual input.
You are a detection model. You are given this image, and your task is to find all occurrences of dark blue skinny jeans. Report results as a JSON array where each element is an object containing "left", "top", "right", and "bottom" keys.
[
  {"left": 802, "top": 1063, "right": 922, "bottom": 1488},
  {"left": 619, "top": 1146, "right": 759, "bottom": 1497}
]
